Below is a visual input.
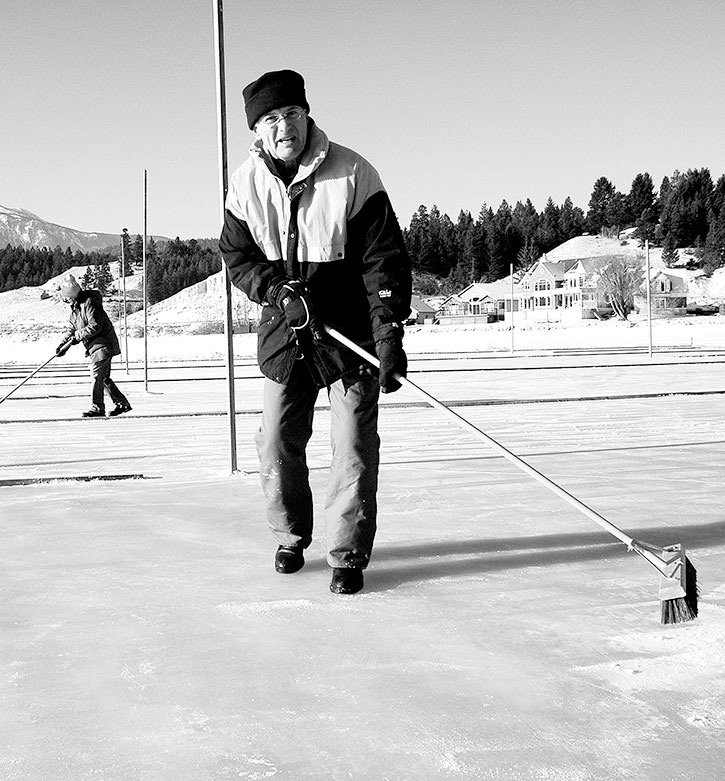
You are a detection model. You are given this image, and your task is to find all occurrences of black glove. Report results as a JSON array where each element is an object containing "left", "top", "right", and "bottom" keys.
[
  {"left": 375, "top": 334, "right": 407, "bottom": 393},
  {"left": 55, "top": 340, "right": 71, "bottom": 357},
  {"left": 269, "top": 278, "right": 322, "bottom": 337}
]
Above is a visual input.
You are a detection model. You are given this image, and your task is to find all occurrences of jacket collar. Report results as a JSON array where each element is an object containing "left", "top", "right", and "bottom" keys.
[{"left": 249, "top": 121, "right": 329, "bottom": 186}]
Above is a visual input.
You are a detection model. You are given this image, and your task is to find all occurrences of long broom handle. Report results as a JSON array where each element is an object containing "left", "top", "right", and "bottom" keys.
[
  {"left": 0, "top": 354, "right": 58, "bottom": 406},
  {"left": 326, "top": 326, "right": 637, "bottom": 550}
]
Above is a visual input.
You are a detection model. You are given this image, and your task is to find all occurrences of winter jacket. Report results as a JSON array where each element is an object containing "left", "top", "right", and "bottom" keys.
[
  {"left": 63, "top": 289, "right": 121, "bottom": 358},
  {"left": 219, "top": 121, "right": 411, "bottom": 387}
]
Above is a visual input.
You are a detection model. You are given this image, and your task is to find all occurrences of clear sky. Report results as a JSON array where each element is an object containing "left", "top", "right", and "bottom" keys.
[{"left": 2, "top": 0, "right": 724, "bottom": 240}]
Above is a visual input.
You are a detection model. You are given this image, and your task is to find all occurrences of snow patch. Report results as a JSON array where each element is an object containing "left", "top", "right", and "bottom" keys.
[{"left": 575, "top": 603, "right": 725, "bottom": 734}]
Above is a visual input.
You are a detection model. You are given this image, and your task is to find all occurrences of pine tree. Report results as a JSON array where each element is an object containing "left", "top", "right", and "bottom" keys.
[
  {"left": 703, "top": 205, "right": 725, "bottom": 273},
  {"left": 661, "top": 232, "right": 679, "bottom": 268},
  {"left": 659, "top": 168, "right": 713, "bottom": 246},
  {"left": 537, "top": 198, "right": 561, "bottom": 252},
  {"left": 586, "top": 176, "right": 618, "bottom": 234},
  {"left": 516, "top": 238, "right": 539, "bottom": 276},
  {"left": 132, "top": 234, "right": 144, "bottom": 268},
  {"left": 403, "top": 205, "right": 430, "bottom": 273},
  {"left": 628, "top": 172, "right": 659, "bottom": 245},
  {"left": 95, "top": 256, "right": 113, "bottom": 295},
  {"left": 710, "top": 174, "right": 725, "bottom": 218},
  {"left": 512, "top": 199, "right": 539, "bottom": 245},
  {"left": 81, "top": 266, "right": 95, "bottom": 288},
  {"left": 559, "top": 197, "right": 585, "bottom": 240},
  {"left": 486, "top": 201, "right": 514, "bottom": 282}
]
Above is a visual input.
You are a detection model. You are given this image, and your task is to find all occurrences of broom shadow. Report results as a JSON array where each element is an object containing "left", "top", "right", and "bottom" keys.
[{"left": 304, "top": 519, "right": 725, "bottom": 592}]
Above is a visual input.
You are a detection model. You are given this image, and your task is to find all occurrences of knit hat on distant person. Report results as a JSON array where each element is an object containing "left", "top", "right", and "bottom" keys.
[
  {"left": 243, "top": 69, "right": 309, "bottom": 129},
  {"left": 59, "top": 274, "right": 81, "bottom": 300}
]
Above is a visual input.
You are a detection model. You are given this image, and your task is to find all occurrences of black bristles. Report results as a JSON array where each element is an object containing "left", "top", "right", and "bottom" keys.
[{"left": 661, "top": 557, "right": 699, "bottom": 625}]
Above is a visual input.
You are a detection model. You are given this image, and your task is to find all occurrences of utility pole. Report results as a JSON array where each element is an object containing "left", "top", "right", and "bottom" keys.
[
  {"left": 143, "top": 170, "right": 149, "bottom": 391},
  {"left": 214, "top": 0, "right": 238, "bottom": 472},
  {"left": 645, "top": 239, "right": 653, "bottom": 358},
  {"left": 510, "top": 263, "right": 515, "bottom": 354},
  {"left": 120, "top": 231, "right": 129, "bottom": 373}
]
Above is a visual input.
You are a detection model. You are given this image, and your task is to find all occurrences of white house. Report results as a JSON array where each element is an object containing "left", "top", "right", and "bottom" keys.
[{"left": 437, "top": 280, "right": 510, "bottom": 324}]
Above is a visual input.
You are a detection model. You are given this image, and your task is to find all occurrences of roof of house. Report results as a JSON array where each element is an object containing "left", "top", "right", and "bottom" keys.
[
  {"left": 410, "top": 295, "right": 437, "bottom": 314},
  {"left": 649, "top": 270, "right": 689, "bottom": 294},
  {"left": 456, "top": 280, "right": 511, "bottom": 300}
]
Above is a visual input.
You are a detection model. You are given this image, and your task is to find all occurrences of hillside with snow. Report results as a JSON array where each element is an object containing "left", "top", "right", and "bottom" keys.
[
  {"left": 0, "top": 266, "right": 259, "bottom": 336},
  {"left": 1, "top": 240, "right": 723, "bottom": 339},
  {"left": 126, "top": 270, "right": 261, "bottom": 332}
]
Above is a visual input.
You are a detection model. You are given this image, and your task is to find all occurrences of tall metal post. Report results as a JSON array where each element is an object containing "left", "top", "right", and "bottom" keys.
[
  {"left": 143, "top": 170, "right": 149, "bottom": 391},
  {"left": 510, "top": 263, "right": 515, "bottom": 354},
  {"left": 214, "top": 0, "right": 238, "bottom": 472},
  {"left": 645, "top": 239, "right": 653, "bottom": 358},
  {"left": 120, "top": 232, "right": 129, "bottom": 373}
]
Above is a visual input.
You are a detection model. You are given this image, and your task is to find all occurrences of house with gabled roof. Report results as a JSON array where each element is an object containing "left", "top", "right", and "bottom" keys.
[
  {"left": 634, "top": 269, "right": 688, "bottom": 316},
  {"left": 406, "top": 295, "right": 438, "bottom": 324},
  {"left": 515, "top": 259, "right": 580, "bottom": 319},
  {"left": 436, "top": 280, "right": 510, "bottom": 324}
]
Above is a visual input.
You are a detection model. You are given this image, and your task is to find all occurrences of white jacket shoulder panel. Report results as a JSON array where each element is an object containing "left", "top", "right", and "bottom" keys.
[{"left": 225, "top": 126, "right": 385, "bottom": 264}]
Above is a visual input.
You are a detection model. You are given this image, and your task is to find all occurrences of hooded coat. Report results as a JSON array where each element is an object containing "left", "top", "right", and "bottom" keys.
[{"left": 63, "top": 289, "right": 121, "bottom": 358}]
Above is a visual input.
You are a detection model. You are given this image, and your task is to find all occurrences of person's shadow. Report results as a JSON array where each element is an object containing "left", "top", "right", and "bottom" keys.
[{"left": 356, "top": 518, "right": 725, "bottom": 592}]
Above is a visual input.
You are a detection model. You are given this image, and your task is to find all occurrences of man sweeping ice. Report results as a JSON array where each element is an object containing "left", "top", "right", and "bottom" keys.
[
  {"left": 56, "top": 274, "right": 132, "bottom": 418},
  {"left": 219, "top": 69, "right": 411, "bottom": 594}
]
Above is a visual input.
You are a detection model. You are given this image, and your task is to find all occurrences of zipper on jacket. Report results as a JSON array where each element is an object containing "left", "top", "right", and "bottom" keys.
[{"left": 285, "top": 181, "right": 307, "bottom": 279}]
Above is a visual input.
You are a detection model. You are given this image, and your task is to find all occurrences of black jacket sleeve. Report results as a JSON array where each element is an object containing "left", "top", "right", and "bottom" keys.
[
  {"left": 219, "top": 209, "right": 285, "bottom": 305},
  {"left": 348, "top": 190, "right": 412, "bottom": 341}
]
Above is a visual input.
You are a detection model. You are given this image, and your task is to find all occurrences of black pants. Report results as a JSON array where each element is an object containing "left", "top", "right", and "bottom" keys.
[{"left": 89, "top": 349, "right": 128, "bottom": 411}]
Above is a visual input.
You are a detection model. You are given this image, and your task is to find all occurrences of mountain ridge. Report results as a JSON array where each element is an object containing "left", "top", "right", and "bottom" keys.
[{"left": 0, "top": 204, "right": 169, "bottom": 252}]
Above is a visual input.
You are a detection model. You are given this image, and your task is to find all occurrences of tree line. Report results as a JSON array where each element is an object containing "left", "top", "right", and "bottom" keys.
[
  {"left": 403, "top": 168, "right": 725, "bottom": 294},
  {"left": 2, "top": 167, "right": 724, "bottom": 301},
  {"left": 0, "top": 233, "right": 221, "bottom": 304},
  {"left": 0, "top": 244, "right": 114, "bottom": 294}
]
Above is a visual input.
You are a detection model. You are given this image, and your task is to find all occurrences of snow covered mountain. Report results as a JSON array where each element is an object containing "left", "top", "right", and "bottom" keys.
[{"left": 0, "top": 204, "right": 154, "bottom": 252}]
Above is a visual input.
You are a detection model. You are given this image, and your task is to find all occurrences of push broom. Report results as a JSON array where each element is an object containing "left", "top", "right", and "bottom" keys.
[
  {"left": 326, "top": 326, "right": 698, "bottom": 624},
  {"left": 0, "top": 351, "right": 63, "bottom": 406}
]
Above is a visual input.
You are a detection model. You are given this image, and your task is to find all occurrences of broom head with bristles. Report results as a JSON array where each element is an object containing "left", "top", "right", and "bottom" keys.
[{"left": 658, "top": 545, "right": 698, "bottom": 624}]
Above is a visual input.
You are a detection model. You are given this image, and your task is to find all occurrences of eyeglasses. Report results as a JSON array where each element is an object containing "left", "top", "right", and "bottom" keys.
[{"left": 258, "top": 107, "right": 306, "bottom": 127}]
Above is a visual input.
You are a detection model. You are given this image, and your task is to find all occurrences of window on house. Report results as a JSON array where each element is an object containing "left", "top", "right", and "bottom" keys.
[{"left": 534, "top": 280, "right": 551, "bottom": 291}]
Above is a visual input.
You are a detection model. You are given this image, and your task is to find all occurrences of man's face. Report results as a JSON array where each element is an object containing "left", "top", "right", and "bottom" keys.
[{"left": 254, "top": 105, "right": 308, "bottom": 163}]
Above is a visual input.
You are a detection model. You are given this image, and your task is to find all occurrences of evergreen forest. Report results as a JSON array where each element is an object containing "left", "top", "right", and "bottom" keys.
[{"left": 404, "top": 168, "right": 725, "bottom": 294}]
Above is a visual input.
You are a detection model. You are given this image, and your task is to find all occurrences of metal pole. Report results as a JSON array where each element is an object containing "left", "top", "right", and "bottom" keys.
[
  {"left": 121, "top": 233, "right": 129, "bottom": 373},
  {"left": 645, "top": 239, "right": 653, "bottom": 358},
  {"left": 214, "top": 0, "right": 238, "bottom": 473},
  {"left": 510, "top": 262, "right": 515, "bottom": 354},
  {"left": 143, "top": 170, "right": 148, "bottom": 391}
]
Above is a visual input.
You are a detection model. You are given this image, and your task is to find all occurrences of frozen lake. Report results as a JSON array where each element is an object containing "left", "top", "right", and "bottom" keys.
[{"left": 2, "top": 335, "right": 725, "bottom": 779}]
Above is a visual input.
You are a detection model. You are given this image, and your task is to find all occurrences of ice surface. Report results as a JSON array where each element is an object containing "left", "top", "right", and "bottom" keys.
[{"left": 1, "top": 321, "right": 725, "bottom": 779}]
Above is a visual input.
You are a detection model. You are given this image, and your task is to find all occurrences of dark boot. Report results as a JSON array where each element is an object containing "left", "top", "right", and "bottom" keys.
[
  {"left": 330, "top": 567, "right": 364, "bottom": 595},
  {"left": 82, "top": 407, "right": 105, "bottom": 418},
  {"left": 108, "top": 402, "right": 132, "bottom": 417},
  {"left": 275, "top": 545, "right": 305, "bottom": 574}
]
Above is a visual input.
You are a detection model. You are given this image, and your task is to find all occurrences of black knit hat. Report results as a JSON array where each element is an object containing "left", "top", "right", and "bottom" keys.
[{"left": 243, "top": 69, "right": 310, "bottom": 129}]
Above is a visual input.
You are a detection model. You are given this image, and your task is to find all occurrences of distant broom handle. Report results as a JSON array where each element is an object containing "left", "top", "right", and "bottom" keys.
[
  {"left": 0, "top": 354, "right": 57, "bottom": 405},
  {"left": 325, "top": 326, "right": 637, "bottom": 549}
]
